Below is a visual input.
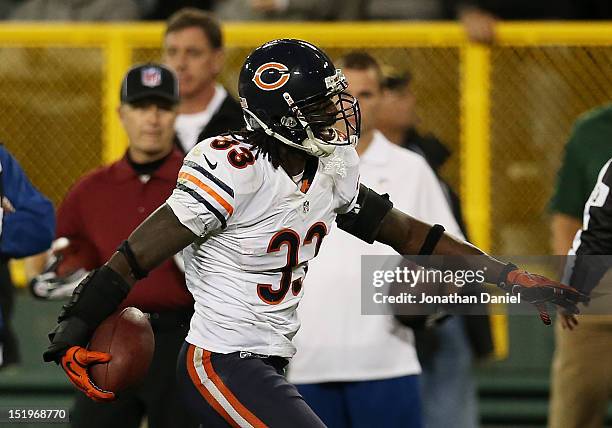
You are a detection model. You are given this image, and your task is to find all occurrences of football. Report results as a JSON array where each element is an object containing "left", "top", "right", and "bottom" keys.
[{"left": 88, "top": 307, "right": 154, "bottom": 393}]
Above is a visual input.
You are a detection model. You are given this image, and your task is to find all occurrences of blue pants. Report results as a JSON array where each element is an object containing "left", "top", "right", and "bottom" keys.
[
  {"left": 420, "top": 317, "right": 477, "bottom": 428},
  {"left": 296, "top": 375, "right": 422, "bottom": 428},
  {"left": 176, "top": 342, "right": 325, "bottom": 427}
]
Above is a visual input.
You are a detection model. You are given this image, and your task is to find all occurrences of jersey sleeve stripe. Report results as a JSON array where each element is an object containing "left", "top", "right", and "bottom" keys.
[
  {"left": 184, "top": 160, "right": 235, "bottom": 198},
  {"left": 176, "top": 183, "right": 228, "bottom": 229},
  {"left": 178, "top": 172, "right": 234, "bottom": 216}
]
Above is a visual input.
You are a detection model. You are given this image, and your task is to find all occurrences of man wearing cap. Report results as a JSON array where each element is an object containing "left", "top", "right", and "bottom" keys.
[{"left": 31, "top": 63, "right": 197, "bottom": 428}]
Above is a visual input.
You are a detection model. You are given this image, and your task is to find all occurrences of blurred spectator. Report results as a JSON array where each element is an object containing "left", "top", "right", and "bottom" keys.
[
  {"left": 214, "top": 0, "right": 446, "bottom": 20},
  {"left": 162, "top": 8, "right": 244, "bottom": 153},
  {"left": 444, "top": 0, "right": 573, "bottom": 43},
  {"left": 30, "top": 64, "right": 197, "bottom": 428},
  {"left": 548, "top": 104, "right": 612, "bottom": 428},
  {"left": 377, "top": 69, "right": 469, "bottom": 234},
  {"left": 447, "top": 0, "right": 612, "bottom": 44},
  {"left": 362, "top": 0, "right": 446, "bottom": 20},
  {"left": 213, "top": 0, "right": 358, "bottom": 21},
  {"left": 0, "top": 144, "right": 55, "bottom": 369},
  {"left": 549, "top": 105, "right": 612, "bottom": 257},
  {"left": 449, "top": 0, "right": 573, "bottom": 20},
  {"left": 289, "top": 52, "right": 464, "bottom": 428},
  {"left": 9, "top": 0, "right": 142, "bottom": 21},
  {"left": 377, "top": 68, "right": 489, "bottom": 428}
]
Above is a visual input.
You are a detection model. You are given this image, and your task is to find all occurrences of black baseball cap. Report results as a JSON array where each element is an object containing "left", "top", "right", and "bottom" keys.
[{"left": 120, "top": 63, "right": 179, "bottom": 105}]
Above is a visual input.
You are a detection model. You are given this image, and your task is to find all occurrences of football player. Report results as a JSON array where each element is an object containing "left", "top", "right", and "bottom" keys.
[{"left": 43, "top": 39, "right": 587, "bottom": 426}]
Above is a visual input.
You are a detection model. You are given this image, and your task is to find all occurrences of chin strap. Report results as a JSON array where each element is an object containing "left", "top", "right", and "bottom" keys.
[
  {"left": 302, "top": 127, "right": 337, "bottom": 157},
  {"left": 243, "top": 107, "right": 337, "bottom": 158}
]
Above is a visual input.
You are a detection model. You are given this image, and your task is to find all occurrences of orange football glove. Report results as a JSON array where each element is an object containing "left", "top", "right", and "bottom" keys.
[
  {"left": 500, "top": 266, "right": 590, "bottom": 325},
  {"left": 60, "top": 346, "right": 115, "bottom": 402}
]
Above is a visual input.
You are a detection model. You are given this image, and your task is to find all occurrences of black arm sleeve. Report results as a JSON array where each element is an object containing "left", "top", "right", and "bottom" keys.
[
  {"left": 566, "top": 159, "right": 612, "bottom": 294},
  {"left": 336, "top": 184, "right": 393, "bottom": 244},
  {"left": 43, "top": 266, "right": 130, "bottom": 362}
]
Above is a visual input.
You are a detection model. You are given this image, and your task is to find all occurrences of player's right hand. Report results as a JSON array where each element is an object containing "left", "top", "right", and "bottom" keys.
[
  {"left": 42, "top": 266, "right": 130, "bottom": 401},
  {"left": 60, "top": 346, "right": 115, "bottom": 402}
]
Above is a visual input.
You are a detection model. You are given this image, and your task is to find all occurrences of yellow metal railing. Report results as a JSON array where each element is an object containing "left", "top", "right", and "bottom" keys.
[
  {"left": 2, "top": 22, "right": 612, "bottom": 358},
  {"left": 0, "top": 22, "right": 482, "bottom": 239},
  {"left": 4, "top": 22, "right": 611, "bottom": 251}
]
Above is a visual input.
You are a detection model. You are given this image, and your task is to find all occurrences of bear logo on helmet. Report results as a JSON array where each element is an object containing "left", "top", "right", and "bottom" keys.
[{"left": 252, "top": 62, "right": 290, "bottom": 91}]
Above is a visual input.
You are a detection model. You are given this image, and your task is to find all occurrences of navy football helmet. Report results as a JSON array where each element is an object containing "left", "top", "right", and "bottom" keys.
[{"left": 238, "top": 39, "right": 360, "bottom": 157}]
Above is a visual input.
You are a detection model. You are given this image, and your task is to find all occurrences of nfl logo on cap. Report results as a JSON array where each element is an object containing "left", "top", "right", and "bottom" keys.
[
  {"left": 121, "top": 63, "right": 179, "bottom": 105},
  {"left": 141, "top": 67, "right": 162, "bottom": 88}
]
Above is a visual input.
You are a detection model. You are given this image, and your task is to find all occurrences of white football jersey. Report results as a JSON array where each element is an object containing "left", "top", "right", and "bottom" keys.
[{"left": 166, "top": 135, "right": 360, "bottom": 358}]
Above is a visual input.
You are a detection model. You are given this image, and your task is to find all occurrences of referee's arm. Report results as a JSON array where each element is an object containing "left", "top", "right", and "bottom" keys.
[{"left": 568, "top": 158, "right": 612, "bottom": 294}]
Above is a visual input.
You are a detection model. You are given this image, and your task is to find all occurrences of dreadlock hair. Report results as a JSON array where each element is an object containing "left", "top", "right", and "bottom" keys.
[{"left": 229, "top": 130, "right": 311, "bottom": 170}]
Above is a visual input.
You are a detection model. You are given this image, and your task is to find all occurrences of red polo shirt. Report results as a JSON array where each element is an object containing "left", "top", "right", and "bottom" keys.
[{"left": 56, "top": 148, "right": 193, "bottom": 312}]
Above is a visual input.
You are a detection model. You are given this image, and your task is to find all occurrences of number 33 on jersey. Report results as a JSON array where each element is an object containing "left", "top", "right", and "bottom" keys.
[{"left": 166, "top": 135, "right": 360, "bottom": 357}]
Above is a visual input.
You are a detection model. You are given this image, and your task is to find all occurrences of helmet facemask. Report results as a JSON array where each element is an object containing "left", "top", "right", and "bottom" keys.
[{"left": 242, "top": 69, "right": 361, "bottom": 158}]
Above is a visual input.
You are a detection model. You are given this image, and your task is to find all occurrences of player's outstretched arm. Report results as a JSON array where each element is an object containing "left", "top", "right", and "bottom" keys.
[
  {"left": 42, "top": 203, "right": 196, "bottom": 401},
  {"left": 337, "top": 185, "right": 589, "bottom": 324},
  {"left": 377, "top": 207, "right": 499, "bottom": 275},
  {"left": 378, "top": 207, "right": 589, "bottom": 324}
]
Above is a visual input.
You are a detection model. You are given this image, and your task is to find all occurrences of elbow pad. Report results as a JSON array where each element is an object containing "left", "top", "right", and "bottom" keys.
[{"left": 336, "top": 184, "right": 393, "bottom": 244}]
